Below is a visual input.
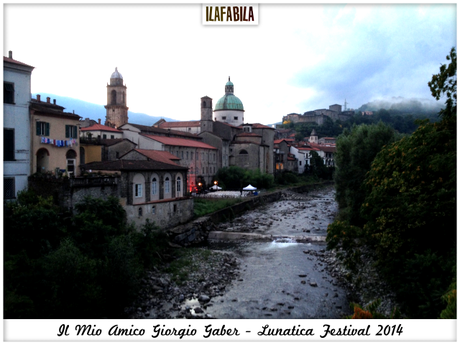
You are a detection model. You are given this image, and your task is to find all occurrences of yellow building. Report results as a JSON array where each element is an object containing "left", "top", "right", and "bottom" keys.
[{"left": 30, "top": 95, "right": 82, "bottom": 176}]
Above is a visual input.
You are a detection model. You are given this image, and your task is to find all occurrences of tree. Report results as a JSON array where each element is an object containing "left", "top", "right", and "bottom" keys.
[
  {"left": 327, "top": 47, "right": 457, "bottom": 318},
  {"left": 428, "top": 47, "right": 457, "bottom": 120},
  {"left": 333, "top": 121, "right": 401, "bottom": 225}
]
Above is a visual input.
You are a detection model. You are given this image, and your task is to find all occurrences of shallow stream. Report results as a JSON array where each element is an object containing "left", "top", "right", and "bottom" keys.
[{"left": 195, "top": 186, "right": 351, "bottom": 318}]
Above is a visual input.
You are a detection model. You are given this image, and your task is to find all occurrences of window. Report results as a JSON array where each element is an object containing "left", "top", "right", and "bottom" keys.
[
  {"left": 103, "top": 134, "right": 107, "bottom": 139},
  {"left": 135, "top": 184, "right": 143, "bottom": 197},
  {"left": 191, "top": 152, "right": 194, "bottom": 160},
  {"left": 65, "top": 125, "right": 78, "bottom": 138},
  {"left": 164, "top": 177, "right": 170, "bottom": 193},
  {"left": 176, "top": 176, "right": 181, "bottom": 194},
  {"left": 222, "top": 116, "right": 227, "bottom": 120},
  {"left": 152, "top": 177, "right": 157, "bottom": 195},
  {"left": 234, "top": 116, "right": 238, "bottom": 120},
  {"left": 186, "top": 151, "right": 189, "bottom": 160},
  {"left": 111, "top": 135, "right": 115, "bottom": 139},
  {"left": 4, "top": 82, "right": 14, "bottom": 104},
  {"left": 4, "top": 177, "right": 15, "bottom": 199},
  {"left": 181, "top": 151, "right": 184, "bottom": 159},
  {"left": 138, "top": 207, "right": 143, "bottom": 216},
  {"left": 152, "top": 206, "right": 156, "bottom": 214},
  {"left": 116, "top": 152, "right": 120, "bottom": 159},
  {"left": 4, "top": 129, "right": 15, "bottom": 161},
  {"left": 173, "top": 204, "right": 177, "bottom": 212},
  {"left": 111, "top": 90, "right": 117, "bottom": 105},
  {"left": 36, "top": 122, "right": 50, "bottom": 136}
]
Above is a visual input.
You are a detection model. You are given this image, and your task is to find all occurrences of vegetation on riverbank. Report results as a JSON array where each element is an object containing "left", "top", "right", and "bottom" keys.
[
  {"left": 4, "top": 193, "right": 171, "bottom": 318},
  {"left": 327, "top": 48, "right": 457, "bottom": 318}
]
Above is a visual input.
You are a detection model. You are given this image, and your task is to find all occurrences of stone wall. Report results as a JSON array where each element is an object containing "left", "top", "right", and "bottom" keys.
[
  {"left": 126, "top": 197, "right": 194, "bottom": 229},
  {"left": 167, "top": 181, "right": 334, "bottom": 246}
]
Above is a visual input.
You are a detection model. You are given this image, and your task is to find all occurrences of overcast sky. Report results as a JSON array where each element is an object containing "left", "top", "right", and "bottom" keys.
[{"left": 4, "top": 3, "right": 456, "bottom": 125}]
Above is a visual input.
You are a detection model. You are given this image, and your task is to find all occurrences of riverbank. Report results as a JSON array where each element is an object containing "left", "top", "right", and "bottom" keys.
[{"left": 126, "top": 183, "right": 401, "bottom": 319}]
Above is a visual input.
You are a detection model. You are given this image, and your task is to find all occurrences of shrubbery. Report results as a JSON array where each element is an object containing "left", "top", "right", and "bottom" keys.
[
  {"left": 327, "top": 48, "right": 457, "bottom": 318},
  {"left": 4, "top": 193, "right": 166, "bottom": 318},
  {"left": 214, "top": 166, "right": 274, "bottom": 190}
]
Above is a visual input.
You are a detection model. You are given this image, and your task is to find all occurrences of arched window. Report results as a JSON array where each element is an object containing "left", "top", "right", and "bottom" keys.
[
  {"left": 133, "top": 173, "right": 145, "bottom": 204},
  {"left": 176, "top": 176, "right": 182, "bottom": 197},
  {"left": 138, "top": 207, "right": 143, "bottom": 217},
  {"left": 111, "top": 90, "right": 116, "bottom": 104},
  {"left": 239, "top": 149, "right": 248, "bottom": 155},
  {"left": 165, "top": 177, "right": 170, "bottom": 194},
  {"left": 152, "top": 177, "right": 157, "bottom": 195},
  {"left": 66, "top": 149, "right": 77, "bottom": 176}
]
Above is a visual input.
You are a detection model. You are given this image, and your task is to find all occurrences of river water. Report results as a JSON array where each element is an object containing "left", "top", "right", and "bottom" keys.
[{"left": 201, "top": 186, "right": 352, "bottom": 319}]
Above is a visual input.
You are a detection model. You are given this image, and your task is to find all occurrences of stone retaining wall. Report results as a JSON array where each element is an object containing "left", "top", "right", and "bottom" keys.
[{"left": 167, "top": 181, "right": 334, "bottom": 246}]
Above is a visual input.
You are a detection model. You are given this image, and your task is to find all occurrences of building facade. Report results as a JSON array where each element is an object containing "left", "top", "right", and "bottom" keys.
[
  {"left": 30, "top": 95, "right": 82, "bottom": 177},
  {"left": 80, "top": 159, "right": 192, "bottom": 228},
  {"left": 3, "top": 52, "right": 34, "bottom": 200}
]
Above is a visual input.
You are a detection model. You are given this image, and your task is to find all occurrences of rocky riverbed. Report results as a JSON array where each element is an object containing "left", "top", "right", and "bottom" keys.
[{"left": 126, "top": 185, "right": 401, "bottom": 319}]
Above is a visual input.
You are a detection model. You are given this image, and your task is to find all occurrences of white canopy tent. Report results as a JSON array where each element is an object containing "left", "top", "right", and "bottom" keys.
[{"left": 243, "top": 184, "right": 257, "bottom": 191}]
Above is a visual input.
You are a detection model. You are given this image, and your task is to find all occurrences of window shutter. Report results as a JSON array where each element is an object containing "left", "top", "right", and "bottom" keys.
[
  {"left": 65, "top": 125, "right": 69, "bottom": 138},
  {"left": 36, "top": 122, "right": 41, "bottom": 136},
  {"left": 45, "top": 123, "right": 50, "bottom": 136}
]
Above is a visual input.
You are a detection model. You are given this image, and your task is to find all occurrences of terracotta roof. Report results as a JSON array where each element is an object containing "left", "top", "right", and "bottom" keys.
[
  {"left": 142, "top": 134, "right": 218, "bottom": 150},
  {"left": 274, "top": 138, "right": 295, "bottom": 144},
  {"left": 159, "top": 121, "right": 201, "bottom": 128},
  {"left": 3, "top": 56, "right": 34, "bottom": 68},
  {"left": 131, "top": 149, "right": 180, "bottom": 165},
  {"left": 317, "top": 146, "right": 336, "bottom": 153},
  {"left": 80, "top": 160, "right": 187, "bottom": 172},
  {"left": 81, "top": 123, "right": 122, "bottom": 132}
]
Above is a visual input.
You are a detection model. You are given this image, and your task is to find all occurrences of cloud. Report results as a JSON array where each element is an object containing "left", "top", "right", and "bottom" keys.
[{"left": 289, "top": 4, "right": 456, "bottom": 112}]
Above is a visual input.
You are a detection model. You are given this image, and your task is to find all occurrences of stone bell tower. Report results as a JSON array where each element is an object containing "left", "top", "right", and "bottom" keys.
[
  {"left": 200, "top": 96, "right": 213, "bottom": 133},
  {"left": 104, "top": 67, "right": 129, "bottom": 128}
]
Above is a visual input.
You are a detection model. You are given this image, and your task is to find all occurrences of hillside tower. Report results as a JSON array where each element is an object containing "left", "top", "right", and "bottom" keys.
[
  {"left": 200, "top": 96, "right": 213, "bottom": 133},
  {"left": 104, "top": 67, "right": 128, "bottom": 128}
]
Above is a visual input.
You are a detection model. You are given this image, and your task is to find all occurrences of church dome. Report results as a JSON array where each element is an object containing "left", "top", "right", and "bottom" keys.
[
  {"left": 111, "top": 67, "right": 123, "bottom": 79},
  {"left": 215, "top": 77, "right": 244, "bottom": 112}
]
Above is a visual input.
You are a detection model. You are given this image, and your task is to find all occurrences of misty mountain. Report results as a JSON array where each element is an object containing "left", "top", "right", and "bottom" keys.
[
  {"left": 358, "top": 97, "right": 443, "bottom": 114},
  {"left": 32, "top": 93, "right": 177, "bottom": 126}
]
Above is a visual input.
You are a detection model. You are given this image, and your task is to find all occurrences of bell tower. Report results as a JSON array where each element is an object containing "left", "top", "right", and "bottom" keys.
[
  {"left": 200, "top": 96, "right": 213, "bottom": 133},
  {"left": 104, "top": 67, "right": 129, "bottom": 128}
]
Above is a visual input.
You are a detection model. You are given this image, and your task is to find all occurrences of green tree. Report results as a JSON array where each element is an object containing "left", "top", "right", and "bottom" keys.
[
  {"left": 333, "top": 121, "right": 401, "bottom": 225},
  {"left": 327, "top": 47, "right": 457, "bottom": 318}
]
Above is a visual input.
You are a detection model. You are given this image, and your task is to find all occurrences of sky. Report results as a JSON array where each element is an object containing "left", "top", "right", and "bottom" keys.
[{"left": 3, "top": 3, "right": 457, "bottom": 125}]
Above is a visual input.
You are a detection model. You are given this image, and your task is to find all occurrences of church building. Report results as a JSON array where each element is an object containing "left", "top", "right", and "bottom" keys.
[{"left": 160, "top": 77, "right": 274, "bottom": 176}]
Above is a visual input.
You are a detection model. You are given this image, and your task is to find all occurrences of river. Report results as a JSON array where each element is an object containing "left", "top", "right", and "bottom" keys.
[{"left": 199, "top": 185, "right": 352, "bottom": 319}]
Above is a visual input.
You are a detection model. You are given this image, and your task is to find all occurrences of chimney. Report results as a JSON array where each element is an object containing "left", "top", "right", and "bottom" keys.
[
  {"left": 98, "top": 119, "right": 101, "bottom": 124},
  {"left": 53, "top": 99, "right": 56, "bottom": 105},
  {"left": 8, "top": 51, "right": 12, "bottom": 59},
  {"left": 46, "top": 97, "right": 50, "bottom": 103},
  {"left": 37, "top": 94, "right": 41, "bottom": 102}
]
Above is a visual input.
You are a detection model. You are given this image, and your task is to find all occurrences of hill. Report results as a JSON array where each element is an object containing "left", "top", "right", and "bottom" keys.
[{"left": 32, "top": 93, "right": 177, "bottom": 126}]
